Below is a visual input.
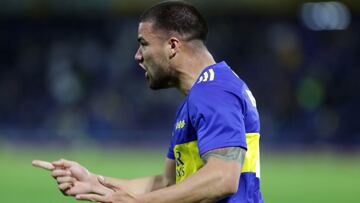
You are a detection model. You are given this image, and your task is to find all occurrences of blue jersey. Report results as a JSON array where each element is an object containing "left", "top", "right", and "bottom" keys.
[{"left": 167, "top": 61, "right": 263, "bottom": 203}]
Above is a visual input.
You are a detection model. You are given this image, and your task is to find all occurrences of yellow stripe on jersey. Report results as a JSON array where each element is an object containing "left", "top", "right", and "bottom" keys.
[
  {"left": 203, "top": 71, "right": 209, "bottom": 81},
  {"left": 209, "top": 68, "right": 215, "bottom": 81},
  {"left": 198, "top": 76, "right": 203, "bottom": 83},
  {"left": 173, "top": 133, "right": 261, "bottom": 183}
]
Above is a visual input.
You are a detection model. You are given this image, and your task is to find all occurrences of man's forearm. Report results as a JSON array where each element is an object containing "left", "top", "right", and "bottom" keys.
[
  {"left": 92, "top": 174, "right": 170, "bottom": 195},
  {"left": 137, "top": 158, "right": 241, "bottom": 203},
  {"left": 89, "top": 158, "right": 175, "bottom": 196}
]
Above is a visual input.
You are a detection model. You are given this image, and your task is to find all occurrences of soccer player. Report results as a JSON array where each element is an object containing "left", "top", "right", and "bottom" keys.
[{"left": 33, "top": 1, "right": 263, "bottom": 202}]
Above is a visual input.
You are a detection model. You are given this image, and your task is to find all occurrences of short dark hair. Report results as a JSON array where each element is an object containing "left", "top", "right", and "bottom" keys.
[{"left": 139, "top": 1, "right": 208, "bottom": 42}]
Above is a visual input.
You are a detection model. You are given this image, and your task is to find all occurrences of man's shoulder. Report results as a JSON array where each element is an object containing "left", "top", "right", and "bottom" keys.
[
  {"left": 187, "top": 80, "right": 245, "bottom": 113},
  {"left": 189, "top": 71, "right": 245, "bottom": 103},
  {"left": 188, "top": 81, "right": 225, "bottom": 105}
]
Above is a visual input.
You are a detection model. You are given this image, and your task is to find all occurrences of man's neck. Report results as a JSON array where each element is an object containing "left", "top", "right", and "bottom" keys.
[{"left": 176, "top": 50, "right": 216, "bottom": 95}]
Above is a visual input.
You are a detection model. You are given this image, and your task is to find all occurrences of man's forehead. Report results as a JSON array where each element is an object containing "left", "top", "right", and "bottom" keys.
[
  {"left": 138, "top": 22, "right": 154, "bottom": 34},
  {"left": 138, "top": 21, "right": 168, "bottom": 39}
]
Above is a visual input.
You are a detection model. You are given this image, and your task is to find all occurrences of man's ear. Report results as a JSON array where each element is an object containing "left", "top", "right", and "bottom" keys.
[{"left": 169, "top": 37, "right": 180, "bottom": 59}]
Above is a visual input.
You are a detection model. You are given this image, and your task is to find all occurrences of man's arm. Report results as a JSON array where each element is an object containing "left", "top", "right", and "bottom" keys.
[
  {"left": 101, "top": 158, "right": 176, "bottom": 195},
  {"left": 138, "top": 147, "right": 246, "bottom": 203},
  {"left": 32, "top": 158, "right": 176, "bottom": 196},
  {"left": 77, "top": 147, "right": 246, "bottom": 203}
]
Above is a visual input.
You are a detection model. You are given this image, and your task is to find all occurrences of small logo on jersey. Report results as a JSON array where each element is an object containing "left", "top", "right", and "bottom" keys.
[
  {"left": 175, "top": 120, "right": 186, "bottom": 129},
  {"left": 197, "top": 68, "right": 215, "bottom": 83}
]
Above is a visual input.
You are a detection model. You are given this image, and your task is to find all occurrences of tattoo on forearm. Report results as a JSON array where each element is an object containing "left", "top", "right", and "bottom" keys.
[{"left": 201, "top": 147, "right": 246, "bottom": 165}]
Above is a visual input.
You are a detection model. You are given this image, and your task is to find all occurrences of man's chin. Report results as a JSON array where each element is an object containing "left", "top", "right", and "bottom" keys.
[
  {"left": 148, "top": 80, "right": 171, "bottom": 90},
  {"left": 149, "top": 83, "right": 168, "bottom": 90}
]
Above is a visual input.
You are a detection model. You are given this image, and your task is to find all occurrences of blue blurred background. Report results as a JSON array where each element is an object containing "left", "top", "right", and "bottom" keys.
[
  {"left": 0, "top": 0, "right": 359, "bottom": 149},
  {"left": 1, "top": 1, "right": 359, "bottom": 203}
]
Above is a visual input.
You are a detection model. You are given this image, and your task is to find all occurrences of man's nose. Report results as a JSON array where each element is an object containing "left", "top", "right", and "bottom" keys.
[{"left": 135, "top": 48, "right": 143, "bottom": 62}]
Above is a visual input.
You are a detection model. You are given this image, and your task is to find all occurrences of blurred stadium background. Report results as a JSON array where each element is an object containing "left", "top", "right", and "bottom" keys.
[{"left": 0, "top": 0, "right": 359, "bottom": 202}]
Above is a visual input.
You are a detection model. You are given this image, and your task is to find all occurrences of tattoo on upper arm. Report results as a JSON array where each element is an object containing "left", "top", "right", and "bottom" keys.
[{"left": 201, "top": 147, "right": 246, "bottom": 165}]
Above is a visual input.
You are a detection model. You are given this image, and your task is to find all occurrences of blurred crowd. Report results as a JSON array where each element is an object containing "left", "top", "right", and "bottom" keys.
[{"left": 0, "top": 14, "right": 359, "bottom": 146}]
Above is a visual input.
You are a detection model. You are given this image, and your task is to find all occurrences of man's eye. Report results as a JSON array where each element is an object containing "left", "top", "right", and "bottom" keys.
[{"left": 140, "top": 41, "right": 149, "bottom": 46}]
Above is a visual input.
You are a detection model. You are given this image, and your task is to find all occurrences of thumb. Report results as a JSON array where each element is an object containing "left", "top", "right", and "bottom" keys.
[
  {"left": 97, "top": 175, "right": 118, "bottom": 191},
  {"left": 98, "top": 176, "right": 137, "bottom": 198}
]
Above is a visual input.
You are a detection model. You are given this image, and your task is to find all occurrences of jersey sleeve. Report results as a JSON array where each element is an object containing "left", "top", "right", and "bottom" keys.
[
  {"left": 188, "top": 84, "right": 247, "bottom": 156},
  {"left": 167, "top": 136, "right": 175, "bottom": 159}
]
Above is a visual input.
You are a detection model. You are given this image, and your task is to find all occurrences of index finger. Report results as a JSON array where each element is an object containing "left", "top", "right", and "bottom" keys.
[
  {"left": 52, "top": 159, "right": 76, "bottom": 168},
  {"left": 32, "top": 160, "right": 55, "bottom": 171}
]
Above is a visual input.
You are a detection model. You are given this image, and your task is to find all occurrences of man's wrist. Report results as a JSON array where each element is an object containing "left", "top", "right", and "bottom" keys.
[
  {"left": 89, "top": 173, "right": 103, "bottom": 192},
  {"left": 137, "top": 194, "right": 150, "bottom": 203}
]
